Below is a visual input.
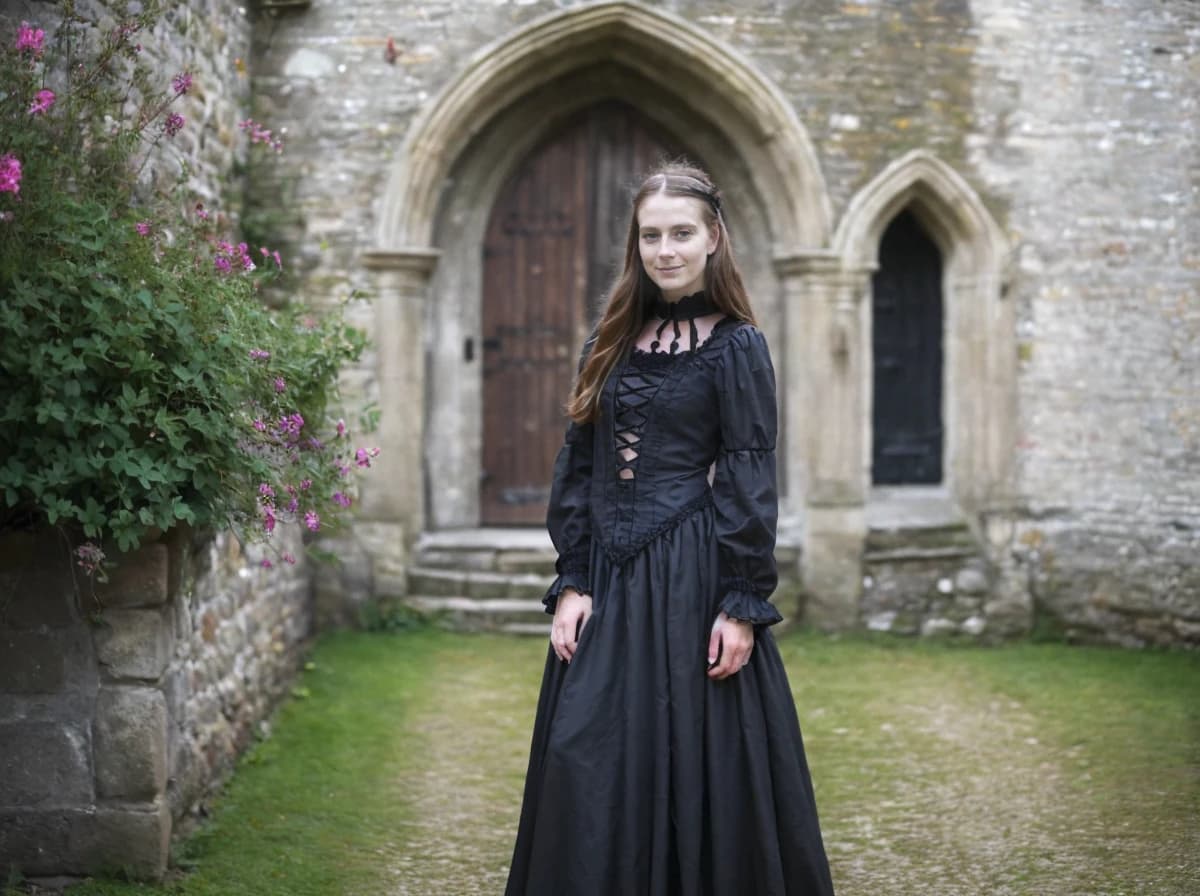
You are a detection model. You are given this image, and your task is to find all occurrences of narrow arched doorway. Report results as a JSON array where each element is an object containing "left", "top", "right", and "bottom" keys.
[
  {"left": 871, "top": 208, "right": 944, "bottom": 485},
  {"left": 479, "top": 100, "right": 689, "bottom": 524}
]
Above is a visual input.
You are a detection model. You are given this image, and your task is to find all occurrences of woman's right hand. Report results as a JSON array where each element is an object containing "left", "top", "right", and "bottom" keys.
[{"left": 551, "top": 588, "right": 593, "bottom": 664}]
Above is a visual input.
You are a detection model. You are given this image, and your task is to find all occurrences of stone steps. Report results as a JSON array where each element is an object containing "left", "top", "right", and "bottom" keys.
[
  {"left": 405, "top": 595, "right": 549, "bottom": 632},
  {"left": 402, "top": 529, "right": 555, "bottom": 634},
  {"left": 403, "top": 528, "right": 806, "bottom": 634},
  {"left": 407, "top": 566, "right": 550, "bottom": 601}
]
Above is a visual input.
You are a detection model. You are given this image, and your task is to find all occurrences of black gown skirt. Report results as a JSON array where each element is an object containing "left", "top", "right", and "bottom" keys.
[{"left": 505, "top": 315, "right": 835, "bottom": 896}]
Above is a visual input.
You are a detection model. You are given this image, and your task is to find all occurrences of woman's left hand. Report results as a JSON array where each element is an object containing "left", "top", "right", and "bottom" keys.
[{"left": 707, "top": 611, "right": 754, "bottom": 680}]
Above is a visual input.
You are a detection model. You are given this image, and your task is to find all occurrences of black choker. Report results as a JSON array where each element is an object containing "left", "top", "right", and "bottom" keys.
[
  {"left": 646, "top": 291, "right": 720, "bottom": 354},
  {"left": 649, "top": 291, "right": 720, "bottom": 321}
]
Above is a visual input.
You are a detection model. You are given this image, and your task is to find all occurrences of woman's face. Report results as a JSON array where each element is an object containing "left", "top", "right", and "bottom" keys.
[{"left": 636, "top": 192, "right": 719, "bottom": 302}]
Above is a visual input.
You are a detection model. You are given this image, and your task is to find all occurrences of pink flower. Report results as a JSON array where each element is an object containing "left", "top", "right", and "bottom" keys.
[
  {"left": 75, "top": 542, "right": 106, "bottom": 574},
  {"left": 286, "top": 497, "right": 299, "bottom": 513},
  {"left": 172, "top": 72, "right": 193, "bottom": 96},
  {"left": 135, "top": 220, "right": 151, "bottom": 236},
  {"left": 28, "top": 89, "right": 55, "bottom": 115},
  {"left": 252, "top": 418, "right": 266, "bottom": 432},
  {"left": 214, "top": 255, "right": 232, "bottom": 274},
  {"left": 335, "top": 419, "right": 346, "bottom": 438},
  {"left": 332, "top": 491, "right": 352, "bottom": 508},
  {"left": 299, "top": 479, "right": 312, "bottom": 491},
  {"left": 355, "top": 448, "right": 371, "bottom": 468},
  {"left": 282, "top": 552, "right": 296, "bottom": 565},
  {"left": 370, "top": 447, "right": 381, "bottom": 458},
  {"left": 273, "top": 377, "right": 286, "bottom": 393},
  {"left": 195, "top": 202, "right": 209, "bottom": 220},
  {"left": 263, "top": 506, "right": 277, "bottom": 534},
  {"left": 249, "top": 348, "right": 270, "bottom": 360},
  {"left": 0, "top": 155, "right": 22, "bottom": 196},
  {"left": 164, "top": 113, "right": 185, "bottom": 137},
  {"left": 272, "top": 250, "right": 283, "bottom": 269},
  {"left": 260, "top": 558, "right": 273, "bottom": 569},
  {"left": 304, "top": 511, "right": 320, "bottom": 532},
  {"left": 15, "top": 22, "right": 44, "bottom": 55},
  {"left": 239, "top": 118, "right": 284, "bottom": 152},
  {"left": 259, "top": 482, "right": 275, "bottom": 499}
]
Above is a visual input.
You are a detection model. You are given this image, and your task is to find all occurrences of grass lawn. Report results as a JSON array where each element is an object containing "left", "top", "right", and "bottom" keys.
[{"left": 22, "top": 627, "right": 1198, "bottom": 896}]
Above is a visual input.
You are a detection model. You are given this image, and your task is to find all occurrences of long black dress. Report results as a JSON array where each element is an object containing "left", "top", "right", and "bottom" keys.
[{"left": 506, "top": 295, "right": 835, "bottom": 896}]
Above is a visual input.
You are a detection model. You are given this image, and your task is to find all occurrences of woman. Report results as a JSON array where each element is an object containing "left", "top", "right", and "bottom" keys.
[{"left": 505, "top": 162, "right": 835, "bottom": 896}]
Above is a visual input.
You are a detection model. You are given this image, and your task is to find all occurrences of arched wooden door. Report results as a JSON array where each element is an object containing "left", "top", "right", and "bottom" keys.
[
  {"left": 480, "top": 101, "right": 686, "bottom": 524},
  {"left": 871, "top": 209, "right": 944, "bottom": 485}
]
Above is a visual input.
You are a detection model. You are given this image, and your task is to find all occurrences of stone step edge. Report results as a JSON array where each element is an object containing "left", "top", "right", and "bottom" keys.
[
  {"left": 863, "top": 546, "right": 980, "bottom": 563},
  {"left": 405, "top": 595, "right": 548, "bottom": 614},
  {"left": 407, "top": 567, "right": 552, "bottom": 587}
]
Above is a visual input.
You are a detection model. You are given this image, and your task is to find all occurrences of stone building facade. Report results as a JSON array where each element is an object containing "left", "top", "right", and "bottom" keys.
[
  {"left": 245, "top": 0, "right": 1197, "bottom": 647},
  {"left": 0, "top": 0, "right": 1196, "bottom": 881}
]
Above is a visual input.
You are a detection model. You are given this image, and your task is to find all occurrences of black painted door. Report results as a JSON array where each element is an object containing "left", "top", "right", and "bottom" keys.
[
  {"left": 871, "top": 209, "right": 944, "bottom": 484},
  {"left": 480, "top": 102, "right": 685, "bottom": 524}
]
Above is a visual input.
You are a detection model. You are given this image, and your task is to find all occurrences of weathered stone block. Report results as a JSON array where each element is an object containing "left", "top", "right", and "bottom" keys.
[
  {"left": 0, "top": 567, "right": 76, "bottom": 629},
  {"left": 93, "top": 686, "right": 167, "bottom": 801},
  {"left": 0, "top": 809, "right": 70, "bottom": 876},
  {"left": 0, "top": 631, "right": 66, "bottom": 693},
  {"left": 69, "top": 803, "right": 170, "bottom": 880},
  {"left": 94, "top": 607, "right": 174, "bottom": 681},
  {"left": 94, "top": 544, "right": 170, "bottom": 609},
  {"left": 954, "top": 567, "right": 990, "bottom": 596},
  {"left": 0, "top": 723, "right": 91, "bottom": 807}
]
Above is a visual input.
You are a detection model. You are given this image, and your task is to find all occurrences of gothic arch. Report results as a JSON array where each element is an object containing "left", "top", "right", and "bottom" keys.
[
  {"left": 366, "top": 1, "right": 833, "bottom": 530},
  {"left": 375, "top": 0, "right": 831, "bottom": 255},
  {"left": 834, "top": 150, "right": 1015, "bottom": 511},
  {"left": 834, "top": 149, "right": 1007, "bottom": 278}
]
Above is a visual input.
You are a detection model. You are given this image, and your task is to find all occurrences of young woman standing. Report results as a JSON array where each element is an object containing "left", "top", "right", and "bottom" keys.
[{"left": 505, "top": 162, "right": 836, "bottom": 896}]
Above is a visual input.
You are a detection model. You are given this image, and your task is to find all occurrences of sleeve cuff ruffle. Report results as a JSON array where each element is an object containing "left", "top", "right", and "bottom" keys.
[
  {"left": 543, "top": 570, "right": 591, "bottom": 616},
  {"left": 719, "top": 588, "right": 783, "bottom": 627}
]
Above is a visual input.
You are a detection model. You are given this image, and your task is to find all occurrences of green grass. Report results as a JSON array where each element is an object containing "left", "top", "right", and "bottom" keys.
[{"left": 22, "top": 629, "right": 1198, "bottom": 896}]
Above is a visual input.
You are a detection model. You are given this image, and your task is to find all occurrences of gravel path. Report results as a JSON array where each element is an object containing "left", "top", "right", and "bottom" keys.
[{"left": 382, "top": 636, "right": 1199, "bottom": 895}]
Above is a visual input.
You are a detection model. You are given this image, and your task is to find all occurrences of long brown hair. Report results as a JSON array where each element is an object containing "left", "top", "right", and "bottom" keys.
[{"left": 567, "top": 162, "right": 757, "bottom": 423}]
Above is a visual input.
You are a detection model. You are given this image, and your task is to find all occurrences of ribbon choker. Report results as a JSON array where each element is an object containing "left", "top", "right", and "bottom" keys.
[{"left": 647, "top": 291, "right": 720, "bottom": 354}]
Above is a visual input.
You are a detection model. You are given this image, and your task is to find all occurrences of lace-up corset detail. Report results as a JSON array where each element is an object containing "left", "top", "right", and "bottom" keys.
[{"left": 614, "top": 353, "right": 672, "bottom": 481}]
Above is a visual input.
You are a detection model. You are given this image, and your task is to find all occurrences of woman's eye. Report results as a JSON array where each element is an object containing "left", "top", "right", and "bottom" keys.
[{"left": 675, "top": 230, "right": 693, "bottom": 239}]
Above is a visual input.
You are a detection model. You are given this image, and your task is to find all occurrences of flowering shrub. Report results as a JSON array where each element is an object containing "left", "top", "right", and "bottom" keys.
[{"left": 0, "top": 3, "right": 374, "bottom": 573}]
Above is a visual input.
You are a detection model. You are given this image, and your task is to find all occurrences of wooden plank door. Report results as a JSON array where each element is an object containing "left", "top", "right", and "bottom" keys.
[
  {"left": 871, "top": 209, "right": 945, "bottom": 485},
  {"left": 480, "top": 102, "right": 684, "bottom": 524}
]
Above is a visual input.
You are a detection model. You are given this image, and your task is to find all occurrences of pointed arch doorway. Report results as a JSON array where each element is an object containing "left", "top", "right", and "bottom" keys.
[{"left": 479, "top": 100, "right": 689, "bottom": 524}]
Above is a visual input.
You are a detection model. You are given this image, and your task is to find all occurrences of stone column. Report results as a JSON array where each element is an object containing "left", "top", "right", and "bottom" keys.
[
  {"left": 356, "top": 248, "right": 440, "bottom": 599},
  {"left": 776, "top": 253, "right": 871, "bottom": 631}
]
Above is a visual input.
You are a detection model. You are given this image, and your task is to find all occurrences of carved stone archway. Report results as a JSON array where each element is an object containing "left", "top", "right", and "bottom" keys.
[
  {"left": 363, "top": 1, "right": 833, "bottom": 539},
  {"left": 834, "top": 149, "right": 1014, "bottom": 511},
  {"left": 799, "top": 150, "right": 1014, "bottom": 628}
]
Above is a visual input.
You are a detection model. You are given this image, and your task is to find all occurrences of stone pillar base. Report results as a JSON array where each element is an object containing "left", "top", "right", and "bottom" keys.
[{"left": 800, "top": 504, "right": 865, "bottom": 631}]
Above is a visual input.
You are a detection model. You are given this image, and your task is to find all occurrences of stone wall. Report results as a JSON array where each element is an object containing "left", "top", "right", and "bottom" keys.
[
  {"left": 0, "top": 525, "right": 311, "bottom": 879},
  {"left": 967, "top": 0, "right": 1200, "bottom": 646}
]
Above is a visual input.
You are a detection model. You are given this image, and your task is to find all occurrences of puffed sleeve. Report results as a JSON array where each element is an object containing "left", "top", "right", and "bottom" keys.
[
  {"left": 542, "top": 339, "right": 597, "bottom": 615},
  {"left": 711, "top": 325, "right": 784, "bottom": 627}
]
